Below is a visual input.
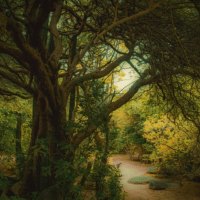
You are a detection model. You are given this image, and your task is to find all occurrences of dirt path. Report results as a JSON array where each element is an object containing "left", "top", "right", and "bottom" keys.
[{"left": 110, "top": 154, "right": 200, "bottom": 200}]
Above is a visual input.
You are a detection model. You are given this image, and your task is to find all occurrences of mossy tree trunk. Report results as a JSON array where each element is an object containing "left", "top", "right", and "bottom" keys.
[{"left": 20, "top": 85, "right": 73, "bottom": 196}]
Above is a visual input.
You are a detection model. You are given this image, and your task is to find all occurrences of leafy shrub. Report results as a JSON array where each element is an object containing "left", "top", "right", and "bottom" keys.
[
  {"left": 92, "top": 162, "right": 124, "bottom": 200},
  {"left": 147, "top": 166, "right": 159, "bottom": 174},
  {"left": 107, "top": 170, "right": 125, "bottom": 200},
  {"left": 0, "top": 173, "right": 9, "bottom": 191},
  {"left": 144, "top": 115, "right": 199, "bottom": 178}
]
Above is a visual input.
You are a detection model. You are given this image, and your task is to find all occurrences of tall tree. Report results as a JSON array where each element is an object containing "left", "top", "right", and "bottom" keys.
[{"left": 0, "top": 0, "right": 199, "bottom": 198}]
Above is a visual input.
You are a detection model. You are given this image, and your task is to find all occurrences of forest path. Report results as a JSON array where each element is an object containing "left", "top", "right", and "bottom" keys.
[{"left": 110, "top": 154, "right": 200, "bottom": 200}]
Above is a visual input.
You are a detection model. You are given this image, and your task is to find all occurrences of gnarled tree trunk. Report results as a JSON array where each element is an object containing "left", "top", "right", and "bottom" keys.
[{"left": 20, "top": 89, "right": 73, "bottom": 197}]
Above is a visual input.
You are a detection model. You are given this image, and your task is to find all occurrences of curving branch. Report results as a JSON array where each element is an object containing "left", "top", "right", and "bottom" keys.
[
  {"left": 49, "top": 1, "right": 63, "bottom": 68},
  {"left": 73, "top": 70, "right": 160, "bottom": 146},
  {"left": 96, "top": 2, "right": 159, "bottom": 40},
  {"left": 0, "top": 87, "right": 30, "bottom": 99},
  {"left": 68, "top": 53, "right": 132, "bottom": 89},
  {"left": 0, "top": 70, "right": 34, "bottom": 95},
  {"left": 0, "top": 42, "right": 29, "bottom": 69},
  {"left": 66, "top": 2, "right": 159, "bottom": 74},
  {"left": 107, "top": 70, "right": 159, "bottom": 113}
]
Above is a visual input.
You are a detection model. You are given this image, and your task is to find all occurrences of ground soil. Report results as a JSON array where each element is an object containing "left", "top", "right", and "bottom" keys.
[{"left": 110, "top": 154, "right": 200, "bottom": 200}]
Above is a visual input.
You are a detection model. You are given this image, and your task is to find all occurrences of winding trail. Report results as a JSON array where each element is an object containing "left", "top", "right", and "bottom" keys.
[{"left": 110, "top": 154, "right": 200, "bottom": 200}]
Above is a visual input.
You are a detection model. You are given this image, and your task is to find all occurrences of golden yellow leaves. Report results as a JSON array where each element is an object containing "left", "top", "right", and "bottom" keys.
[
  {"left": 143, "top": 114, "right": 197, "bottom": 157},
  {"left": 112, "top": 107, "right": 131, "bottom": 128}
]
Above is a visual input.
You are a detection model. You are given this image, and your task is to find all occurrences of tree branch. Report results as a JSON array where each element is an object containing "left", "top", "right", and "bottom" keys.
[
  {"left": 73, "top": 123, "right": 97, "bottom": 146},
  {"left": 0, "top": 69, "right": 34, "bottom": 94},
  {"left": 66, "top": 2, "right": 159, "bottom": 73},
  {"left": 49, "top": 1, "right": 63, "bottom": 68},
  {"left": 72, "top": 70, "right": 160, "bottom": 146},
  {"left": 68, "top": 53, "right": 131, "bottom": 88},
  {"left": 0, "top": 42, "right": 28, "bottom": 69},
  {"left": 108, "top": 70, "right": 159, "bottom": 113},
  {"left": 0, "top": 87, "right": 30, "bottom": 99},
  {"left": 96, "top": 2, "right": 159, "bottom": 40}
]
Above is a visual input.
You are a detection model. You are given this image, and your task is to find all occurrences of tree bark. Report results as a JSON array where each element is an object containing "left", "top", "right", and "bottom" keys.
[{"left": 19, "top": 90, "right": 72, "bottom": 197}]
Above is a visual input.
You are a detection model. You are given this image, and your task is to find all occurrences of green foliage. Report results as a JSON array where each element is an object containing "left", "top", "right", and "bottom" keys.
[
  {"left": 0, "top": 98, "right": 31, "bottom": 154},
  {"left": 55, "top": 160, "right": 75, "bottom": 181},
  {"left": 110, "top": 130, "right": 127, "bottom": 154},
  {"left": 0, "top": 154, "right": 15, "bottom": 174},
  {"left": 0, "top": 196, "right": 26, "bottom": 200},
  {"left": 0, "top": 109, "right": 16, "bottom": 153},
  {"left": 9, "top": 197, "right": 26, "bottom": 200},
  {"left": 92, "top": 161, "right": 124, "bottom": 200},
  {"left": 79, "top": 80, "right": 109, "bottom": 126},
  {"left": 0, "top": 173, "right": 9, "bottom": 191},
  {"left": 144, "top": 114, "right": 199, "bottom": 177},
  {"left": 125, "top": 118, "right": 146, "bottom": 145},
  {"left": 108, "top": 127, "right": 123, "bottom": 153},
  {"left": 132, "top": 133, "right": 146, "bottom": 145},
  {"left": 147, "top": 166, "right": 159, "bottom": 174},
  {"left": 0, "top": 174, "right": 23, "bottom": 200},
  {"left": 106, "top": 168, "right": 124, "bottom": 200},
  {"left": 120, "top": 111, "right": 153, "bottom": 160}
]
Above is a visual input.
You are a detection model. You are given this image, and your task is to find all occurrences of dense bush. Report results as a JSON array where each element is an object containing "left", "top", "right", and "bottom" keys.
[
  {"left": 147, "top": 166, "right": 159, "bottom": 174},
  {"left": 144, "top": 115, "right": 200, "bottom": 178}
]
